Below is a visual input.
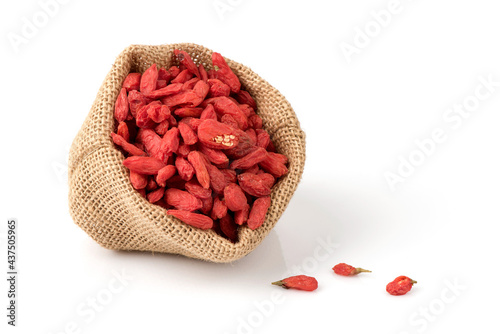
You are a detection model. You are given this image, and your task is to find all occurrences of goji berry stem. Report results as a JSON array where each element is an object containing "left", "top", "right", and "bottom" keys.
[
  {"left": 355, "top": 268, "right": 372, "bottom": 274},
  {"left": 410, "top": 279, "right": 418, "bottom": 285},
  {"left": 271, "top": 280, "right": 289, "bottom": 289}
]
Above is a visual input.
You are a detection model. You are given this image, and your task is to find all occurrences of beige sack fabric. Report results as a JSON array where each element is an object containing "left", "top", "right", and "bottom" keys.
[{"left": 68, "top": 43, "right": 306, "bottom": 263}]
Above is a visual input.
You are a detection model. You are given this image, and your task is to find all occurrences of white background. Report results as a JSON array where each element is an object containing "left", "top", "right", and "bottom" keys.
[{"left": 1, "top": 0, "right": 499, "bottom": 333}]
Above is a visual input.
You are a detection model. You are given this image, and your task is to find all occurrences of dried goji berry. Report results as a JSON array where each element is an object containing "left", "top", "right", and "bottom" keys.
[
  {"left": 235, "top": 90, "right": 257, "bottom": 110},
  {"left": 199, "top": 196, "right": 213, "bottom": 215},
  {"left": 230, "top": 147, "right": 267, "bottom": 170},
  {"left": 332, "top": 263, "right": 372, "bottom": 276},
  {"left": 181, "top": 77, "right": 201, "bottom": 91},
  {"left": 146, "top": 177, "right": 158, "bottom": 191},
  {"left": 140, "top": 64, "right": 158, "bottom": 94},
  {"left": 177, "top": 143, "right": 191, "bottom": 157},
  {"left": 158, "top": 67, "right": 171, "bottom": 82},
  {"left": 174, "top": 50, "right": 200, "bottom": 78},
  {"left": 247, "top": 196, "right": 271, "bottom": 230},
  {"left": 220, "top": 214, "right": 238, "bottom": 242},
  {"left": 212, "top": 52, "right": 241, "bottom": 93},
  {"left": 204, "top": 160, "right": 228, "bottom": 194},
  {"left": 208, "top": 79, "right": 231, "bottom": 97},
  {"left": 272, "top": 275, "right": 318, "bottom": 291},
  {"left": 178, "top": 122, "right": 198, "bottom": 145},
  {"left": 198, "top": 144, "right": 229, "bottom": 166},
  {"left": 197, "top": 119, "right": 239, "bottom": 150},
  {"left": 175, "top": 156, "right": 195, "bottom": 181},
  {"left": 161, "top": 127, "right": 180, "bottom": 157},
  {"left": 155, "top": 165, "right": 176, "bottom": 187},
  {"left": 165, "top": 188, "right": 203, "bottom": 211},
  {"left": 234, "top": 204, "right": 250, "bottom": 225},
  {"left": 123, "top": 156, "right": 166, "bottom": 175},
  {"left": 386, "top": 276, "right": 417, "bottom": 296},
  {"left": 221, "top": 114, "right": 239, "bottom": 129},
  {"left": 187, "top": 151, "right": 210, "bottom": 189},
  {"left": 114, "top": 88, "right": 129, "bottom": 122},
  {"left": 175, "top": 107, "right": 203, "bottom": 118},
  {"left": 256, "top": 129, "right": 270, "bottom": 149},
  {"left": 171, "top": 69, "right": 193, "bottom": 84},
  {"left": 168, "top": 66, "right": 180, "bottom": 78},
  {"left": 123, "top": 73, "right": 142, "bottom": 92},
  {"left": 220, "top": 169, "right": 237, "bottom": 184},
  {"left": 248, "top": 114, "right": 263, "bottom": 129},
  {"left": 129, "top": 171, "right": 148, "bottom": 190},
  {"left": 223, "top": 183, "right": 247, "bottom": 212},
  {"left": 167, "top": 210, "right": 213, "bottom": 230},
  {"left": 200, "top": 104, "right": 218, "bottom": 121},
  {"left": 117, "top": 122, "right": 130, "bottom": 142},
  {"left": 143, "top": 83, "right": 183, "bottom": 99},
  {"left": 237, "top": 172, "right": 272, "bottom": 197},
  {"left": 213, "top": 97, "right": 248, "bottom": 130},
  {"left": 147, "top": 104, "right": 170, "bottom": 123},
  {"left": 199, "top": 64, "right": 208, "bottom": 83},
  {"left": 185, "top": 179, "right": 212, "bottom": 199},
  {"left": 147, "top": 187, "right": 165, "bottom": 203},
  {"left": 127, "top": 90, "right": 147, "bottom": 119},
  {"left": 259, "top": 153, "right": 288, "bottom": 178},
  {"left": 155, "top": 120, "right": 170, "bottom": 136},
  {"left": 111, "top": 133, "right": 146, "bottom": 156},
  {"left": 156, "top": 80, "right": 167, "bottom": 89},
  {"left": 211, "top": 197, "right": 228, "bottom": 220}
]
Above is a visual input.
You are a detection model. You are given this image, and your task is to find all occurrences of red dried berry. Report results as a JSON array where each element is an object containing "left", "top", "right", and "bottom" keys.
[
  {"left": 167, "top": 210, "right": 213, "bottom": 230},
  {"left": 247, "top": 196, "right": 271, "bottom": 230},
  {"left": 386, "top": 276, "right": 417, "bottom": 296},
  {"left": 140, "top": 64, "right": 158, "bottom": 94},
  {"left": 165, "top": 188, "right": 203, "bottom": 211},
  {"left": 114, "top": 88, "right": 129, "bottom": 122},
  {"left": 272, "top": 275, "right": 318, "bottom": 291},
  {"left": 197, "top": 119, "right": 239, "bottom": 150},
  {"left": 123, "top": 156, "right": 166, "bottom": 175},
  {"left": 332, "top": 263, "right": 372, "bottom": 276}
]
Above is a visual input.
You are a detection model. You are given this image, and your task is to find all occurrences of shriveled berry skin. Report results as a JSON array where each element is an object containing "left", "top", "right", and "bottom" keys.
[
  {"left": 272, "top": 275, "right": 318, "bottom": 291},
  {"left": 386, "top": 276, "right": 417, "bottom": 296},
  {"left": 332, "top": 263, "right": 372, "bottom": 276}
]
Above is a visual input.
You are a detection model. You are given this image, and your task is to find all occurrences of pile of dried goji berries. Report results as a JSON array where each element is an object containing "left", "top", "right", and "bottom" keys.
[{"left": 111, "top": 50, "right": 288, "bottom": 242}]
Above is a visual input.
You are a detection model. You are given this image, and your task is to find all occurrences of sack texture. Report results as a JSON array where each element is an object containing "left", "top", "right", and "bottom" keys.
[{"left": 68, "top": 43, "right": 306, "bottom": 263}]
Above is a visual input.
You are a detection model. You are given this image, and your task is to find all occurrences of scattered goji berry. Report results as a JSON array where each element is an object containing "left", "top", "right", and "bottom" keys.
[
  {"left": 272, "top": 275, "right": 318, "bottom": 291},
  {"left": 386, "top": 276, "right": 417, "bottom": 296},
  {"left": 332, "top": 263, "right": 372, "bottom": 276}
]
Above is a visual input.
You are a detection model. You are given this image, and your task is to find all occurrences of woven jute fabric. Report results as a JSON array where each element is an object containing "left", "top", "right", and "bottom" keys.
[{"left": 68, "top": 43, "right": 306, "bottom": 263}]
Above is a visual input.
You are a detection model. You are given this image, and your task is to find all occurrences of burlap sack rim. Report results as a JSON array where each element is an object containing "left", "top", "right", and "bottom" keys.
[{"left": 68, "top": 43, "right": 306, "bottom": 263}]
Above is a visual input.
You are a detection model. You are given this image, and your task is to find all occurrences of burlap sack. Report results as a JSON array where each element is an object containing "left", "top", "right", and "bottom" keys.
[{"left": 68, "top": 43, "right": 306, "bottom": 263}]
